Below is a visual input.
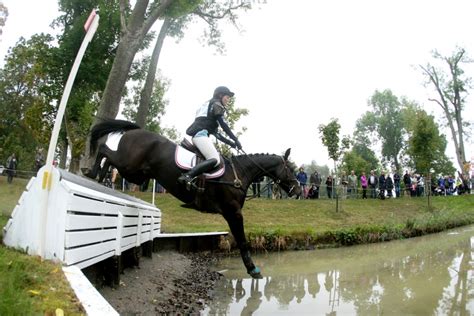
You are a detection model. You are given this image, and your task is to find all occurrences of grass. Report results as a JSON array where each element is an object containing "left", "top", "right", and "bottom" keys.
[
  {"left": 130, "top": 188, "right": 474, "bottom": 249},
  {"left": 1, "top": 176, "right": 473, "bottom": 314}
]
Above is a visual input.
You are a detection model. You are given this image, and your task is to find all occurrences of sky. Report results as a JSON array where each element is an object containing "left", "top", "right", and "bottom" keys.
[{"left": 1, "top": 0, "right": 474, "bottom": 170}]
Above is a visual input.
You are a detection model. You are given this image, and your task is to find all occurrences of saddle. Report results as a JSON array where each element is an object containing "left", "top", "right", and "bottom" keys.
[{"left": 177, "top": 139, "right": 225, "bottom": 192}]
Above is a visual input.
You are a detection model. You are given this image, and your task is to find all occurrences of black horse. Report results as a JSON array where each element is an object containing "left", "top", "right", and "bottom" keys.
[{"left": 85, "top": 120, "right": 301, "bottom": 278}]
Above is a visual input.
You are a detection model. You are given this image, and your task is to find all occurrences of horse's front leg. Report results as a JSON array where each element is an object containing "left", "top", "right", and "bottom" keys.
[{"left": 223, "top": 209, "right": 263, "bottom": 279}]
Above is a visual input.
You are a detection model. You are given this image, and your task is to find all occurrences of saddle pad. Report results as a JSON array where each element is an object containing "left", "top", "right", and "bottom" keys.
[
  {"left": 105, "top": 132, "right": 124, "bottom": 151},
  {"left": 175, "top": 146, "right": 225, "bottom": 179}
]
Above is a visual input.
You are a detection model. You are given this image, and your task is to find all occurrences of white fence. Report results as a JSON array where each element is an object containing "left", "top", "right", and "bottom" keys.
[{"left": 3, "top": 166, "right": 161, "bottom": 269}]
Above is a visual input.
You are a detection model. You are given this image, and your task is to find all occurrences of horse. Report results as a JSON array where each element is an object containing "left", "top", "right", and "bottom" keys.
[{"left": 85, "top": 119, "right": 301, "bottom": 278}]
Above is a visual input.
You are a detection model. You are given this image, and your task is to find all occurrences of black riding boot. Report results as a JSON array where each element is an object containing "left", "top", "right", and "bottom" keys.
[{"left": 177, "top": 158, "right": 218, "bottom": 190}]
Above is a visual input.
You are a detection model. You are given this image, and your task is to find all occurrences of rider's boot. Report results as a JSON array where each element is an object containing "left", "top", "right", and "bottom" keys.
[{"left": 177, "top": 158, "right": 218, "bottom": 190}]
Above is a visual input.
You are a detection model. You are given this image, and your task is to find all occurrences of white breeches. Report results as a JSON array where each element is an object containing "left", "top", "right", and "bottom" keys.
[{"left": 192, "top": 134, "right": 220, "bottom": 167}]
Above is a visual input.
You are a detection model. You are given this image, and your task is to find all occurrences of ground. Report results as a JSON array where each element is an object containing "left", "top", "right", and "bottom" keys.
[{"left": 98, "top": 251, "right": 222, "bottom": 314}]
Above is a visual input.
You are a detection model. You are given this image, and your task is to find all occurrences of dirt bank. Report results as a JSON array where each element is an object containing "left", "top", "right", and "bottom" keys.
[{"left": 98, "top": 251, "right": 222, "bottom": 314}]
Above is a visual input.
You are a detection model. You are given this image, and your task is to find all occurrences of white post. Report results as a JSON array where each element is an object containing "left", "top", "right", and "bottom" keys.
[
  {"left": 152, "top": 179, "right": 156, "bottom": 206},
  {"left": 39, "top": 10, "right": 100, "bottom": 257}
]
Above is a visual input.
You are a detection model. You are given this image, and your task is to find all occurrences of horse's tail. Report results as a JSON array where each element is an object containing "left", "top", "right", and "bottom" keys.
[{"left": 90, "top": 119, "right": 141, "bottom": 152}]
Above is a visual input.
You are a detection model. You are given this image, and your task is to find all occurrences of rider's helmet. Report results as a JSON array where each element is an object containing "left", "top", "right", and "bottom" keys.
[{"left": 213, "top": 86, "right": 235, "bottom": 99}]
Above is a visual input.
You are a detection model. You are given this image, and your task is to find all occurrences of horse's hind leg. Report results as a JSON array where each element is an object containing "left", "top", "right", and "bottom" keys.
[
  {"left": 84, "top": 144, "right": 107, "bottom": 179},
  {"left": 98, "top": 159, "right": 111, "bottom": 183},
  {"left": 223, "top": 208, "right": 263, "bottom": 279}
]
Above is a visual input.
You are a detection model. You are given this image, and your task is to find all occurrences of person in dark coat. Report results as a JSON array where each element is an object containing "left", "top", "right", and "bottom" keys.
[
  {"left": 386, "top": 174, "right": 394, "bottom": 198},
  {"left": 378, "top": 171, "right": 386, "bottom": 200},
  {"left": 6, "top": 153, "right": 18, "bottom": 184}
]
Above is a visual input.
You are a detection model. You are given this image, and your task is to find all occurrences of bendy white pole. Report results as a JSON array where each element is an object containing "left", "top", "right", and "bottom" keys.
[{"left": 39, "top": 10, "right": 99, "bottom": 257}]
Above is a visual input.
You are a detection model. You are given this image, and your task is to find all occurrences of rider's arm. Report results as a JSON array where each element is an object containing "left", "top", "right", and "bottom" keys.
[
  {"left": 216, "top": 116, "right": 237, "bottom": 142},
  {"left": 215, "top": 132, "right": 236, "bottom": 147}
]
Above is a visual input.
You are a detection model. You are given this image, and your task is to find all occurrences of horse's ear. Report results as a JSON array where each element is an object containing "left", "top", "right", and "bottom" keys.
[{"left": 284, "top": 148, "right": 291, "bottom": 161}]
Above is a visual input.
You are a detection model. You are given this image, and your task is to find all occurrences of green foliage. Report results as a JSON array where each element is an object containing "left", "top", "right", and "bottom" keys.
[
  {"left": 215, "top": 97, "right": 248, "bottom": 155},
  {"left": 122, "top": 73, "right": 170, "bottom": 132},
  {"left": 53, "top": 0, "right": 122, "bottom": 170},
  {"left": 342, "top": 150, "right": 373, "bottom": 176},
  {"left": 355, "top": 89, "right": 406, "bottom": 171},
  {"left": 406, "top": 108, "right": 455, "bottom": 175},
  {"left": 0, "top": 1, "right": 7, "bottom": 37},
  {"left": 0, "top": 34, "right": 57, "bottom": 168},
  {"left": 318, "top": 118, "right": 350, "bottom": 174}
]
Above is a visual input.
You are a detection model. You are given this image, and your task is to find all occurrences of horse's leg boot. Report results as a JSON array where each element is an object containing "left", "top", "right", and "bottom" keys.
[{"left": 178, "top": 158, "right": 218, "bottom": 190}]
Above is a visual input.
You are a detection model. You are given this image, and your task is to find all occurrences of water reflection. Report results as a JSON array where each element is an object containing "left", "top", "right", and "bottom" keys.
[{"left": 205, "top": 226, "right": 474, "bottom": 315}]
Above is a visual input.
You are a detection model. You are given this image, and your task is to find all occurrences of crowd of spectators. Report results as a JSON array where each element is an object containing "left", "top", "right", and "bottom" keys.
[{"left": 251, "top": 168, "right": 473, "bottom": 200}]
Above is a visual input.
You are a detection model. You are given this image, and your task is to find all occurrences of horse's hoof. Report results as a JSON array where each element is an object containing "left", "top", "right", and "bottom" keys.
[{"left": 249, "top": 267, "right": 263, "bottom": 279}]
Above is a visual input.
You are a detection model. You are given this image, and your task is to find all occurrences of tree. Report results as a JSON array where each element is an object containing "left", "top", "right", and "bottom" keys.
[
  {"left": 318, "top": 119, "right": 350, "bottom": 179},
  {"left": 342, "top": 150, "right": 375, "bottom": 177},
  {"left": 122, "top": 72, "right": 171, "bottom": 134},
  {"left": 355, "top": 89, "right": 406, "bottom": 171},
  {"left": 0, "top": 34, "right": 56, "bottom": 170},
  {"left": 96, "top": 0, "right": 188, "bottom": 122},
  {"left": 0, "top": 1, "right": 7, "bottom": 37},
  {"left": 52, "top": 0, "right": 122, "bottom": 171},
  {"left": 405, "top": 106, "right": 455, "bottom": 176},
  {"left": 419, "top": 47, "right": 472, "bottom": 177},
  {"left": 131, "top": 1, "right": 251, "bottom": 128}
]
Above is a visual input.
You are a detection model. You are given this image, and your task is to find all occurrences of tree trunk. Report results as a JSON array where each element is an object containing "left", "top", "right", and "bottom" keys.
[
  {"left": 80, "top": 0, "right": 173, "bottom": 173},
  {"left": 136, "top": 17, "right": 171, "bottom": 128}
]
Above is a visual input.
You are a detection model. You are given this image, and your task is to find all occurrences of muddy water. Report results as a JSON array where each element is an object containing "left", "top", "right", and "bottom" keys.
[{"left": 205, "top": 225, "right": 474, "bottom": 315}]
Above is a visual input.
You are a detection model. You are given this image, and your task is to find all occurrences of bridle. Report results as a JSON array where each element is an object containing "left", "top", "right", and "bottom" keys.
[{"left": 231, "top": 149, "right": 299, "bottom": 196}]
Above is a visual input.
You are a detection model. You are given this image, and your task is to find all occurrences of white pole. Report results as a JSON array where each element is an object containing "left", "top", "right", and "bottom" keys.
[
  {"left": 152, "top": 179, "right": 156, "bottom": 206},
  {"left": 39, "top": 10, "right": 100, "bottom": 257}
]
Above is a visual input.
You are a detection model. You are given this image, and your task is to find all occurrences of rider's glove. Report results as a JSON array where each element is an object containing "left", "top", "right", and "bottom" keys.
[{"left": 235, "top": 139, "right": 242, "bottom": 150}]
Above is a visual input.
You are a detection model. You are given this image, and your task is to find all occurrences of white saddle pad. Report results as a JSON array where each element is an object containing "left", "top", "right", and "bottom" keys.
[
  {"left": 175, "top": 146, "right": 225, "bottom": 179},
  {"left": 105, "top": 132, "right": 124, "bottom": 151}
]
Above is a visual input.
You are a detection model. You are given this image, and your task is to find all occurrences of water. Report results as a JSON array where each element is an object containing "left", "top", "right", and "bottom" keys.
[{"left": 205, "top": 225, "right": 474, "bottom": 315}]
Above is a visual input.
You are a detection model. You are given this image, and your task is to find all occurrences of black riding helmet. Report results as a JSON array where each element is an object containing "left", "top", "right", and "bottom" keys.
[{"left": 213, "top": 86, "right": 235, "bottom": 99}]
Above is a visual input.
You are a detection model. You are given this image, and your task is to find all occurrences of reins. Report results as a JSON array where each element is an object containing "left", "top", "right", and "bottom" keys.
[{"left": 204, "top": 149, "right": 296, "bottom": 200}]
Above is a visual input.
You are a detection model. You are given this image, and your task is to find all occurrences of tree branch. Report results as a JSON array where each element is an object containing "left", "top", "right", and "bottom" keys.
[
  {"left": 119, "top": 0, "right": 128, "bottom": 34},
  {"left": 142, "top": 0, "right": 174, "bottom": 35}
]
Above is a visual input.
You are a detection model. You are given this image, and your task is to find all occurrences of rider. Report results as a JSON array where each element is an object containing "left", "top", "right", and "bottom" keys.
[{"left": 177, "top": 86, "right": 242, "bottom": 188}]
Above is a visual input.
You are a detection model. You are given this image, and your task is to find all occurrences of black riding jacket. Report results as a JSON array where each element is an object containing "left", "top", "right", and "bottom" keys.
[{"left": 186, "top": 99, "right": 238, "bottom": 144}]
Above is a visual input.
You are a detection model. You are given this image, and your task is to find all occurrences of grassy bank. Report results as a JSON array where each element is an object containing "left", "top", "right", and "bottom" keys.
[
  {"left": 0, "top": 176, "right": 84, "bottom": 315},
  {"left": 0, "top": 176, "right": 473, "bottom": 314},
  {"left": 131, "top": 190, "right": 474, "bottom": 250}
]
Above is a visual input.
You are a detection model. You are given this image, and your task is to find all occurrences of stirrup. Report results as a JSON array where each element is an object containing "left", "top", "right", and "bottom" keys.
[{"left": 178, "top": 174, "right": 194, "bottom": 191}]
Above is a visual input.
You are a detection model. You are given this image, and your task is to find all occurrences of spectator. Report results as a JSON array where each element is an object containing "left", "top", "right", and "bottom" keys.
[
  {"left": 325, "top": 175, "right": 333, "bottom": 199},
  {"left": 348, "top": 170, "right": 357, "bottom": 198},
  {"left": 252, "top": 176, "right": 263, "bottom": 198},
  {"left": 272, "top": 182, "right": 282, "bottom": 199},
  {"left": 447, "top": 175, "right": 455, "bottom": 195},
  {"left": 403, "top": 170, "right": 411, "bottom": 197},
  {"left": 309, "top": 170, "right": 321, "bottom": 199},
  {"left": 34, "top": 148, "right": 45, "bottom": 172},
  {"left": 393, "top": 171, "right": 401, "bottom": 197},
  {"left": 6, "top": 153, "right": 18, "bottom": 184},
  {"left": 386, "top": 174, "right": 394, "bottom": 198},
  {"left": 410, "top": 174, "right": 417, "bottom": 197},
  {"left": 378, "top": 171, "right": 386, "bottom": 199},
  {"left": 360, "top": 171, "right": 368, "bottom": 199},
  {"left": 296, "top": 167, "right": 308, "bottom": 199},
  {"left": 340, "top": 171, "right": 348, "bottom": 199},
  {"left": 368, "top": 170, "right": 378, "bottom": 199},
  {"left": 471, "top": 173, "right": 474, "bottom": 193},
  {"left": 417, "top": 174, "right": 424, "bottom": 197}
]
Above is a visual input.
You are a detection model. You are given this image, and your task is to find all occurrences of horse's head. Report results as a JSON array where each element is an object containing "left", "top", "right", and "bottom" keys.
[{"left": 273, "top": 148, "right": 301, "bottom": 198}]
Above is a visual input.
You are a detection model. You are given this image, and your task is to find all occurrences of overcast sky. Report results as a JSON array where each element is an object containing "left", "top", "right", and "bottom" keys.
[{"left": 1, "top": 0, "right": 474, "bottom": 170}]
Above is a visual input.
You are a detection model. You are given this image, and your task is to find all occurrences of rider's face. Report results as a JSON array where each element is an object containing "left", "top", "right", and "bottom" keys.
[{"left": 222, "top": 95, "right": 231, "bottom": 106}]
